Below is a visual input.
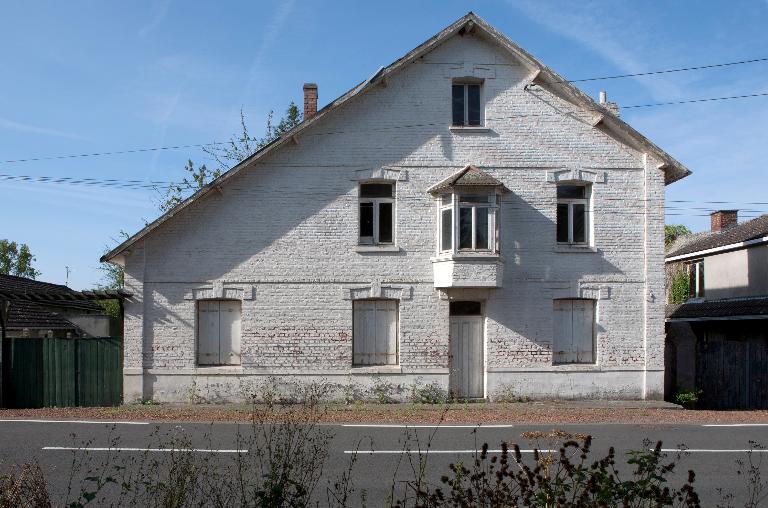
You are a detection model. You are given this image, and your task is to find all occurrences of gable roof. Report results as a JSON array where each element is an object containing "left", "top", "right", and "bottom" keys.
[
  {"left": 0, "top": 274, "right": 101, "bottom": 312},
  {"left": 666, "top": 214, "right": 768, "bottom": 261},
  {"left": 427, "top": 165, "right": 511, "bottom": 194},
  {"left": 103, "top": 12, "right": 691, "bottom": 263}
]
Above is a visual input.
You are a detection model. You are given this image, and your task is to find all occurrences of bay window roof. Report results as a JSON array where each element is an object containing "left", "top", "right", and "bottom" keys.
[{"left": 427, "top": 165, "right": 510, "bottom": 194}]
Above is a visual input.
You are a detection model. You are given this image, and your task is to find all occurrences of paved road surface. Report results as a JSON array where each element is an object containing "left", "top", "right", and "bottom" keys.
[{"left": 0, "top": 419, "right": 765, "bottom": 505}]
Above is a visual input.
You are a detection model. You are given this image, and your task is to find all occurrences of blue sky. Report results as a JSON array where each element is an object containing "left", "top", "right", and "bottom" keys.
[{"left": 1, "top": 0, "right": 767, "bottom": 289}]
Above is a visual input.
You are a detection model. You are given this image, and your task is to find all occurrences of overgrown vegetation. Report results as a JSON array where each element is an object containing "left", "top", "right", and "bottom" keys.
[
  {"left": 675, "top": 390, "right": 702, "bottom": 410},
  {"left": 665, "top": 224, "right": 692, "bottom": 249},
  {"left": 669, "top": 268, "right": 691, "bottom": 304}
]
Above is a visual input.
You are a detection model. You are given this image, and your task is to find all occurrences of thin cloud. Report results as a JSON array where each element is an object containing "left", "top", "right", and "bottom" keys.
[
  {"left": 0, "top": 117, "right": 86, "bottom": 140},
  {"left": 139, "top": 0, "right": 173, "bottom": 38},
  {"left": 509, "top": 0, "right": 684, "bottom": 100}
]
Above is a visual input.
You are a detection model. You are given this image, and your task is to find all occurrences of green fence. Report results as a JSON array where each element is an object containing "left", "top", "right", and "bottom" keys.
[{"left": 2, "top": 336, "right": 122, "bottom": 408}]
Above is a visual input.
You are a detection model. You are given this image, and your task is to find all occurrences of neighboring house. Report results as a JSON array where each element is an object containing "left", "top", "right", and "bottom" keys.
[
  {"left": 0, "top": 274, "right": 111, "bottom": 338},
  {"left": 666, "top": 211, "right": 768, "bottom": 408},
  {"left": 102, "top": 12, "right": 690, "bottom": 403}
]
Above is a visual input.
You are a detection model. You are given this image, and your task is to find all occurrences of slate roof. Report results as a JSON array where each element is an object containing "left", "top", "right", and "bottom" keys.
[
  {"left": 0, "top": 274, "right": 100, "bottom": 312},
  {"left": 5, "top": 300, "right": 81, "bottom": 330},
  {"left": 667, "top": 214, "right": 768, "bottom": 259},
  {"left": 103, "top": 12, "right": 690, "bottom": 264},
  {"left": 666, "top": 297, "right": 768, "bottom": 321},
  {"left": 427, "top": 165, "right": 511, "bottom": 193}
]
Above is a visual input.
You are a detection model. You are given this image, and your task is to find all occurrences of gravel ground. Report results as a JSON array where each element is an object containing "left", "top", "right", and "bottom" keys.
[{"left": 2, "top": 402, "right": 768, "bottom": 424}]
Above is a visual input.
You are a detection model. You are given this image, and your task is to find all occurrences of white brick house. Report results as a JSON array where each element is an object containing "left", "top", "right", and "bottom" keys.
[{"left": 103, "top": 13, "right": 690, "bottom": 403}]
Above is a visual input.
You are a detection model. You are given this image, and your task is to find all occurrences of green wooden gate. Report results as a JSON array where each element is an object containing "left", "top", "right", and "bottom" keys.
[{"left": 2, "top": 337, "right": 122, "bottom": 408}]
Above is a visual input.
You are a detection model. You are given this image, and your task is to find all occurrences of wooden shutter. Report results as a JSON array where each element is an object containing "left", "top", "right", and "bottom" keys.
[
  {"left": 219, "top": 300, "right": 242, "bottom": 365},
  {"left": 197, "top": 300, "right": 220, "bottom": 365},
  {"left": 572, "top": 300, "right": 594, "bottom": 363},
  {"left": 553, "top": 299, "right": 595, "bottom": 364},
  {"left": 353, "top": 300, "right": 397, "bottom": 365},
  {"left": 553, "top": 300, "right": 574, "bottom": 363},
  {"left": 353, "top": 301, "right": 375, "bottom": 365},
  {"left": 375, "top": 300, "right": 397, "bottom": 365}
]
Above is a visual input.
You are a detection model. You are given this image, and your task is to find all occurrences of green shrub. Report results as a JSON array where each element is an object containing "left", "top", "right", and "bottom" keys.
[
  {"left": 675, "top": 389, "right": 702, "bottom": 409},
  {"left": 670, "top": 268, "right": 690, "bottom": 304}
]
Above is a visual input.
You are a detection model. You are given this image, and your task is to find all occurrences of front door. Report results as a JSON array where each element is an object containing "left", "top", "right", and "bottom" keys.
[{"left": 449, "top": 301, "right": 484, "bottom": 399}]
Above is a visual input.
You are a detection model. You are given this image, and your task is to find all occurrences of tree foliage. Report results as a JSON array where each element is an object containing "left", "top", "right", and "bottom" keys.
[
  {"left": 156, "top": 103, "right": 302, "bottom": 214},
  {"left": 665, "top": 224, "right": 692, "bottom": 249},
  {"left": 0, "top": 239, "right": 40, "bottom": 279}
]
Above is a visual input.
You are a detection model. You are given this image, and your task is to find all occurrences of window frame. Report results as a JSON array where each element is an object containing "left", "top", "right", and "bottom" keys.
[
  {"left": 452, "top": 82, "right": 483, "bottom": 127},
  {"left": 688, "top": 259, "right": 705, "bottom": 299},
  {"left": 352, "top": 299, "right": 399, "bottom": 367},
  {"left": 438, "top": 190, "right": 499, "bottom": 254},
  {"left": 358, "top": 181, "right": 395, "bottom": 246},
  {"left": 556, "top": 183, "right": 591, "bottom": 245}
]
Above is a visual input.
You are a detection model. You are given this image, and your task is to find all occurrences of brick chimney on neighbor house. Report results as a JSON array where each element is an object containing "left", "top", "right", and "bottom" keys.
[
  {"left": 711, "top": 210, "right": 738, "bottom": 232},
  {"left": 303, "top": 83, "right": 318, "bottom": 119}
]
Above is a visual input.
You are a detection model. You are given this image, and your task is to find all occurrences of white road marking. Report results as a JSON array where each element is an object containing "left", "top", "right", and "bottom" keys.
[
  {"left": 702, "top": 424, "right": 768, "bottom": 427},
  {"left": 341, "top": 424, "right": 514, "bottom": 428},
  {"left": 345, "top": 449, "right": 554, "bottom": 454},
  {"left": 0, "top": 419, "right": 148, "bottom": 425},
  {"left": 660, "top": 448, "right": 768, "bottom": 453},
  {"left": 43, "top": 446, "right": 247, "bottom": 453}
]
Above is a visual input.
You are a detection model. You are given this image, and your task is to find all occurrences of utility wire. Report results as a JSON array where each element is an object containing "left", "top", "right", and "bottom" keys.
[
  {"left": 551, "top": 57, "right": 768, "bottom": 84},
  {"left": 623, "top": 91, "right": 768, "bottom": 109}
]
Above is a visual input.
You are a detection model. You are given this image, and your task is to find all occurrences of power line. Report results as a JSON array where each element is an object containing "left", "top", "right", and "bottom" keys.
[
  {"left": 552, "top": 57, "right": 768, "bottom": 84},
  {"left": 623, "top": 91, "right": 768, "bottom": 109},
  {"left": 0, "top": 143, "right": 222, "bottom": 165}
]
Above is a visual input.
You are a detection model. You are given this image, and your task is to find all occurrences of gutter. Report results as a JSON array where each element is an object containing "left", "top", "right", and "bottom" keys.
[{"left": 665, "top": 235, "right": 768, "bottom": 263}]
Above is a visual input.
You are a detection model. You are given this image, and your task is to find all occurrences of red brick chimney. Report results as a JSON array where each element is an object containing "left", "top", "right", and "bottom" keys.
[
  {"left": 303, "top": 83, "right": 318, "bottom": 119},
  {"left": 710, "top": 210, "right": 738, "bottom": 232}
]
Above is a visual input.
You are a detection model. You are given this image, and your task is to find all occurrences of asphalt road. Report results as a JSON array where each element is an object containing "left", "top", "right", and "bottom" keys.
[{"left": 0, "top": 418, "right": 766, "bottom": 506}]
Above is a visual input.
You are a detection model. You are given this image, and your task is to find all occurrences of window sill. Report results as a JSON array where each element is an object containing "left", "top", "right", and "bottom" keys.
[
  {"left": 193, "top": 365, "right": 243, "bottom": 375},
  {"left": 353, "top": 245, "right": 402, "bottom": 253},
  {"left": 349, "top": 365, "right": 402, "bottom": 375},
  {"left": 449, "top": 125, "right": 491, "bottom": 133},
  {"left": 431, "top": 252, "right": 502, "bottom": 262},
  {"left": 554, "top": 244, "right": 597, "bottom": 253}
]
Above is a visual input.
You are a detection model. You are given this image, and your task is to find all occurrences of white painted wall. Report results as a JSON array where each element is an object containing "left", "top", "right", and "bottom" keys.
[{"left": 120, "top": 31, "right": 668, "bottom": 403}]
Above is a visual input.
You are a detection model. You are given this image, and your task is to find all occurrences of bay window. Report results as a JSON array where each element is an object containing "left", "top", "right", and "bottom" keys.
[{"left": 439, "top": 190, "right": 499, "bottom": 253}]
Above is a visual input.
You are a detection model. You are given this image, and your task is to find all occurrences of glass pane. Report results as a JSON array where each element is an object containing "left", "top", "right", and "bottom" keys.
[
  {"left": 360, "top": 202, "right": 373, "bottom": 238},
  {"left": 475, "top": 207, "right": 488, "bottom": 249},
  {"left": 360, "top": 183, "right": 393, "bottom": 198},
  {"left": 467, "top": 84, "right": 480, "bottom": 126},
  {"left": 557, "top": 185, "right": 586, "bottom": 199},
  {"left": 441, "top": 208, "right": 452, "bottom": 251},
  {"left": 697, "top": 262, "right": 705, "bottom": 297},
  {"left": 449, "top": 301, "right": 482, "bottom": 316},
  {"left": 441, "top": 194, "right": 453, "bottom": 206},
  {"left": 459, "top": 194, "right": 489, "bottom": 203},
  {"left": 556, "top": 204, "right": 569, "bottom": 242},
  {"left": 459, "top": 207, "right": 473, "bottom": 249},
  {"left": 452, "top": 85, "right": 465, "bottom": 126},
  {"left": 573, "top": 204, "right": 586, "bottom": 243},
  {"left": 688, "top": 265, "right": 696, "bottom": 298},
  {"left": 378, "top": 202, "right": 393, "bottom": 243}
]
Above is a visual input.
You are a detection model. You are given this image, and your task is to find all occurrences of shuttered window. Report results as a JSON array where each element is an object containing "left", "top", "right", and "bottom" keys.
[
  {"left": 353, "top": 299, "right": 398, "bottom": 366},
  {"left": 197, "top": 300, "right": 241, "bottom": 366},
  {"left": 553, "top": 299, "right": 595, "bottom": 364}
]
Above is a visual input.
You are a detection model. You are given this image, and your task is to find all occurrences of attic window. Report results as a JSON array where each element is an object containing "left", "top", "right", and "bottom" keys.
[{"left": 452, "top": 83, "right": 482, "bottom": 126}]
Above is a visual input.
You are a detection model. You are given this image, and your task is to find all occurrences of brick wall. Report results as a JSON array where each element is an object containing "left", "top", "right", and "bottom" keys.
[{"left": 121, "top": 32, "right": 670, "bottom": 402}]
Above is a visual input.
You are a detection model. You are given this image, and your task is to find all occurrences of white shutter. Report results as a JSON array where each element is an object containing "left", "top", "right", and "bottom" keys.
[
  {"left": 197, "top": 300, "right": 220, "bottom": 365},
  {"left": 375, "top": 300, "right": 397, "bottom": 365},
  {"left": 553, "top": 300, "right": 574, "bottom": 363},
  {"left": 353, "top": 301, "right": 375, "bottom": 365},
  {"left": 219, "top": 300, "right": 242, "bottom": 365},
  {"left": 572, "top": 300, "right": 594, "bottom": 363}
]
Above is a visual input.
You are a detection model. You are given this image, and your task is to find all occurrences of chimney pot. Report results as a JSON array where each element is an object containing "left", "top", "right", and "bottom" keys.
[
  {"left": 599, "top": 90, "right": 607, "bottom": 104},
  {"left": 303, "top": 83, "right": 318, "bottom": 119},
  {"left": 710, "top": 210, "right": 738, "bottom": 232}
]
